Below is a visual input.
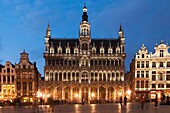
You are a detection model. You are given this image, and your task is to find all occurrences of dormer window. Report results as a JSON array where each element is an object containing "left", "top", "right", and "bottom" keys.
[
  {"left": 116, "top": 47, "right": 120, "bottom": 54},
  {"left": 100, "top": 47, "right": 104, "bottom": 54},
  {"left": 108, "top": 48, "right": 112, "bottom": 54},
  {"left": 74, "top": 47, "right": 79, "bottom": 54},
  {"left": 92, "top": 47, "right": 96, "bottom": 54},
  {"left": 50, "top": 47, "right": 54, "bottom": 53},
  {"left": 66, "top": 47, "right": 70, "bottom": 54},
  {"left": 66, "top": 42, "right": 70, "bottom": 54},
  {"left": 58, "top": 47, "right": 62, "bottom": 54}
]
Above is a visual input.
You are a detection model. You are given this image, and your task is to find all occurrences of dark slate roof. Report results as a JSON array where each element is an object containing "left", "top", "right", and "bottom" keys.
[
  {"left": 51, "top": 38, "right": 119, "bottom": 54},
  {"left": 91, "top": 38, "right": 119, "bottom": 53},
  {"left": 51, "top": 38, "right": 79, "bottom": 53}
]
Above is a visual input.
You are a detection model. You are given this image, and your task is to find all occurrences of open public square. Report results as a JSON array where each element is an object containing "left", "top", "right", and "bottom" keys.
[{"left": 0, "top": 103, "right": 170, "bottom": 113}]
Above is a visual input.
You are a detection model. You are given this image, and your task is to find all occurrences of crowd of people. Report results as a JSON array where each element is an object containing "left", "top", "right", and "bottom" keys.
[{"left": 119, "top": 93, "right": 170, "bottom": 109}]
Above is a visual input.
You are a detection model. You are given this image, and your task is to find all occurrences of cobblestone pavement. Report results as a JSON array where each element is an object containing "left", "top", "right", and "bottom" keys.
[{"left": 0, "top": 103, "right": 170, "bottom": 113}]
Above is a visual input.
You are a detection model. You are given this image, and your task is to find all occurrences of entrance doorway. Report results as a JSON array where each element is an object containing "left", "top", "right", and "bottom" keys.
[{"left": 82, "top": 87, "right": 88, "bottom": 103}]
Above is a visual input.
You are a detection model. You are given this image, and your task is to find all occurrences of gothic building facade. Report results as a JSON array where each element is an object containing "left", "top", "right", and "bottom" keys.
[{"left": 44, "top": 5, "right": 126, "bottom": 103}]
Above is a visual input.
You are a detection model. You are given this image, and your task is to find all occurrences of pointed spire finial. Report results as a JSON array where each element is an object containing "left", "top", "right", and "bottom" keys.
[
  {"left": 82, "top": 3, "right": 88, "bottom": 21},
  {"left": 84, "top": 2, "right": 86, "bottom": 8},
  {"left": 119, "top": 23, "right": 123, "bottom": 31},
  {"left": 47, "top": 22, "right": 50, "bottom": 30},
  {"left": 83, "top": 3, "right": 87, "bottom": 12}
]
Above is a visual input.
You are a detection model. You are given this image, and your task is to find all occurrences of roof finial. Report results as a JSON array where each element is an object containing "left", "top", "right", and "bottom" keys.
[
  {"left": 82, "top": 3, "right": 88, "bottom": 21},
  {"left": 47, "top": 22, "right": 50, "bottom": 30},
  {"left": 119, "top": 23, "right": 123, "bottom": 31},
  {"left": 84, "top": 2, "right": 86, "bottom": 8}
]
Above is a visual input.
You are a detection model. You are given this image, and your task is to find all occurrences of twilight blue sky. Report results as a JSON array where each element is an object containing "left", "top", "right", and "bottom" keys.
[{"left": 0, "top": 0, "right": 170, "bottom": 75}]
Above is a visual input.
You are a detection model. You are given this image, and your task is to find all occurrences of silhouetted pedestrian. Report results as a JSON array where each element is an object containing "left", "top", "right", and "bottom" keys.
[
  {"left": 124, "top": 96, "right": 127, "bottom": 106},
  {"left": 120, "top": 96, "right": 122, "bottom": 106},
  {"left": 140, "top": 96, "right": 145, "bottom": 109},
  {"left": 154, "top": 94, "right": 158, "bottom": 108}
]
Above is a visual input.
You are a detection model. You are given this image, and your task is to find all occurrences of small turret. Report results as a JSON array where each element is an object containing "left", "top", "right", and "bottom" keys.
[
  {"left": 119, "top": 24, "right": 124, "bottom": 37},
  {"left": 46, "top": 23, "right": 51, "bottom": 37},
  {"left": 45, "top": 23, "right": 51, "bottom": 53},
  {"left": 118, "top": 24, "right": 125, "bottom": 53}
]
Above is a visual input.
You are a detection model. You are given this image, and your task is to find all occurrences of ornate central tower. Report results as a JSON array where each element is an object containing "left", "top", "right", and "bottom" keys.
[{"left": 79, "top": 4, "right": 91, "bottom": 54}]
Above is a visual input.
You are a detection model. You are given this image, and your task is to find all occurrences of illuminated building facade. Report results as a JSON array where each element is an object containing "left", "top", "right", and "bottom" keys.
[
  {"left": 15, "top": 51, "right": 41, "bottom": 102},
  {"left": 129, "top": 42, "right": 170, "bottom": 101},
  {"left": 0, "top": 61, "right": 15, "bottom": 101},
  {"left": 44, "top": 5, "right": 126, "bottom": 103}
]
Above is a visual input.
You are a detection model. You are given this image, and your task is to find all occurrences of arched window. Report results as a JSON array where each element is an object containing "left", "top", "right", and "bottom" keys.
[
  {"left": 152, "top": 62, "right": 156, "bottom": 67},
  {"left": 116, "top": 72, "right": 119, "bottom": 81},
  {"left": 72, "top": 72, "right": 75, "bottom": 81},
  {"left": 167, "top": 62, "right": 170, "bottom": 67},
  {"left": 95, "top": 73, "right": 98, "bottom": 81},
  {"left": 82, "top": 43, "right": 88, "bottom": 50},
  {"left": 160, "top": 62, "right": 164, "bottom": 67},
  {"left": 112, "top": 72, "right": 115, "bottom": 81},
  {"left": 103, "top": 73, "right": 106, "bottom": 81},
  {"left": 76, "top": 73, "right": 79, "bottom": 81},
  {"left": 59, "top": 72, "right": 62, "bottom": 81},
  {"left": 63, "top": 72, "right": 66, "bottom": 80},
  {"left": 68, "top": 72, "right": 71, "bottom": 81},
  {"left": 91, "top": 73, "right": 94, "bottom": 81},
  {"left": 55, "top": 73, "right": 58, "bottom": 81},
  {"left": 115, "top": 60, "right": 118, "bottom": 67},
  {"left": 99, "top": 73, "right": 102, "bottom": 81}
]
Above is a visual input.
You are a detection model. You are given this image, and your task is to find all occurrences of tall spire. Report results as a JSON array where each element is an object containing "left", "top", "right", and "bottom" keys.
[
  {"left": 119, "top": 23, "right": 124, "bottom": 37},
  {"left": 47, "top": 22, "right": 50, "bottom": 31},
  {"left": 82, "top": 3, "right": 88, "bottom": 21},
  {"left": 46, "top": 22, "right": 51, "bottom": 37},
  {"left": 119, "top": 23, "right": 123, "bottom": 32}
]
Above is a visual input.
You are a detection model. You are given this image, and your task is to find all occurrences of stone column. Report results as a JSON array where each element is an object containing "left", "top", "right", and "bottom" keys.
[
  {"left": 62, "top": 88, "right": 65, "bottom": 100},
  {"left": 106, "top": 87, "right": 108, "bottom": 101},
  {"left": 70, "top": 88, "right": 73, "bottom": 102},
  {"left": 114, "top": 89, "right": 116, "bottom": 102},
  {"left": 53, "top": 87, "right": 56, "bottom": 99},
  {"left": 79, "top": 87, "right": 82, "bottom": 102},
  {"left": 97, "top": 87, "right": 99, "bottom": 101},
  {"left": 54, "top": 73, "right": 56, "bottom": 81},
  {"left": 88, "top": 87, "right": 91, "bottom": 103}
]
